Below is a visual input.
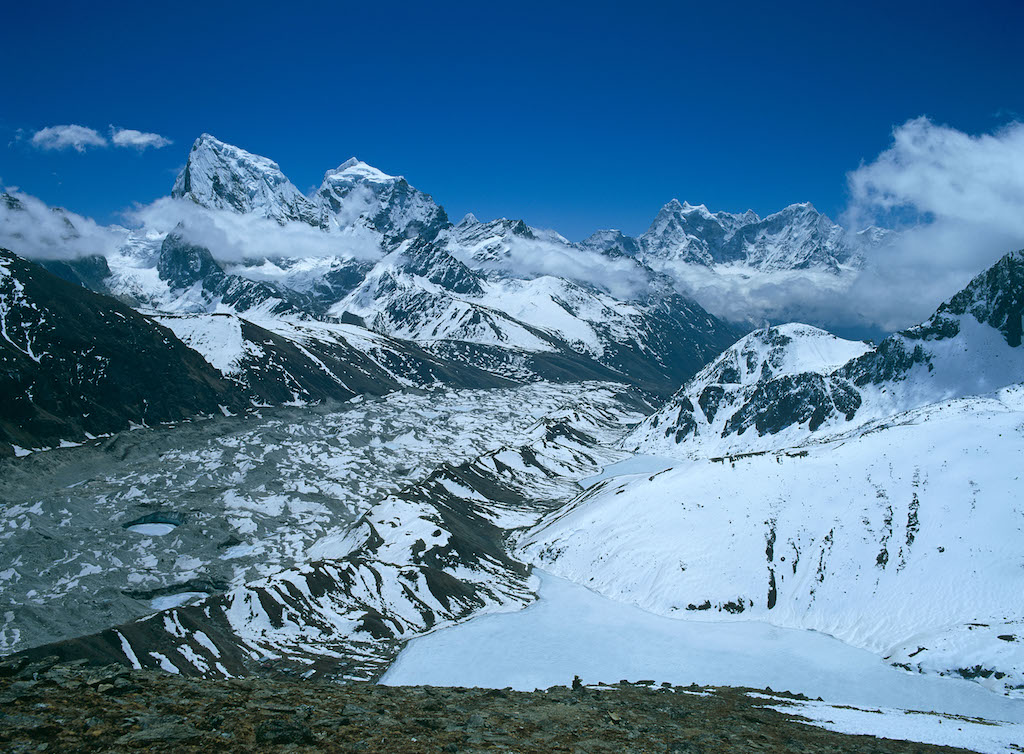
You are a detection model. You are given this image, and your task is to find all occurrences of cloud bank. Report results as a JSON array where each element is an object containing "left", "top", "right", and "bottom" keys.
[
  {"left": 0, "top": 190, "right": 126, "bottom": 259},
  {"left": 447, "top": 232, "right": 654, "bottom": 301},
  {"left": 842, "top": 117, "right": 1024, "bottom": 332},
  {"left": 128, "top": 198, "right": 384, "bottom": 263}
]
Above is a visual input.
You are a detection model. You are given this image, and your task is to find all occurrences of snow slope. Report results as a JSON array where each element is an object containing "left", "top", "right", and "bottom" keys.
[{"left": 520, "top": 386, "right": 1024, "bottom": 696}]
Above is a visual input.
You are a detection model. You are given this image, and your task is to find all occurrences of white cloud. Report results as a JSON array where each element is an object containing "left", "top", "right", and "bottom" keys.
[
  {"left": 31, "top": 125, "right": 107, "bottom": 152},
  {"left": 658, "top": 262, "right": 853, "bottom": 331},
  {"left": 446, "top": 231, "right": 653, "bottom": 300},
  {"left": 840, "top": 117, "right": 1024, "bottom": 331},
  {"left": 846, "top": 117, "right": 1024, "bottom": 232},
  {"left": 664, "top": 118, "right": 1024, "bottom": 335},
  {"left": 127, "top": 198, "right": 385, "bottom": 263},
  {"left": 28, "top": 124, "right": 173, "bottom": 153},
  {"left": 110, "top": 127, "right": 172, "bottom": 150},
  {"left": 0, "top": 189, "right": 126, "bottom": 259}
]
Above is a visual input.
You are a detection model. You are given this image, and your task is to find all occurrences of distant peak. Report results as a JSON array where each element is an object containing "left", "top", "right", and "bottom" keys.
[
  {"left": 662, "top": 199, "right": 710, "bottom": 215},
  {"left": 459, "top": 212, "right": 479, "bottom": 225},
  {"left": 323, "top": 157, "right": 395, "bottom": 183},
  {"left": 183, "top": 133, "right": 281, "bottom": 172}
]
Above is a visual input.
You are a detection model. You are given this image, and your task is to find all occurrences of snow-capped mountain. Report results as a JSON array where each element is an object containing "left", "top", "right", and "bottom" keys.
[
  {"left": 628, "top": 249, "right": 1024, "bottom": 458},
  {"left": 172, "top": 134, "right": 321, "bottom": 227},
  {"left": 332, "top": 236, "right": 740, "bottom": 395},
  {"left": 313, "top": 158, "right": 450, "bottom": 244},
  {"left": 627, "top": 324, "right": 872, "bottom": 457},
  {"left": 173, "top": 134, "right": 451, "bottom": 246},
  {"left": 578, "top": 228, "right": 642, "bottom": 258},
  {"left": 519, "top": 386, "right": 1024, "bottom": 696},
  {"left": 583, "top": 199, "right": 860, "bottom": 273},
  {"left": 441, "top": 213, "right": 574, "bottom": 265},
  {"left": 515, "top": 249, "right": 1024, "bottom": 696}
]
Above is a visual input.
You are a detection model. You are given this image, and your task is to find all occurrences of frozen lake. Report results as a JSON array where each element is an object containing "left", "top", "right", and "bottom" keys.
[{"left": 383, "top": 570, "right": 1024, "bottom": 748}]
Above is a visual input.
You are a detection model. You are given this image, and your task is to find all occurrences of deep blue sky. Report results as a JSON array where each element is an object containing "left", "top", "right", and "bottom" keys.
[{"left": 2, "top": 0, "right": 1021, "bottom": 240}]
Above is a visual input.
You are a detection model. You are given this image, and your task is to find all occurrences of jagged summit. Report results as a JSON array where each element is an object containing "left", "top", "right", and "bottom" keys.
[
  {"left": 636, "top": 197, "right": 851, "bottom": 271},
  {"left": 171, "top": 134, "right": 320, "bottom": 226},
  {"left": 322, "top": 157, "right": 396, "bottom": 184},
  {"left": 669, "top": 199, "right": 712, "bottom": 216},
  {"left": 936, "top": 248, "right": 1024, "bottom": 347},
  {"left": 579, "top": 228, "right": 641, "bottom": 257}
]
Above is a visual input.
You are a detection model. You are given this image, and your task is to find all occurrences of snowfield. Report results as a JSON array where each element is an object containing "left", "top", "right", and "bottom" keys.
[
  {"left": 520, "top": 387, "right": 1024, "bottom": 697},
  {"left": 383, "top": 571, "right": 1024, "bottom": 753}
]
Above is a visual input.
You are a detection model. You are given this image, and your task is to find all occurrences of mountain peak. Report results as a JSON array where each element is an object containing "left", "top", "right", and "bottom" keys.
[
  {"left": 171, "top": 134, "right": 319, "bottom": 226},
  {"left": 458, "top": 213, "right": 479, "bottom": 226},
  {"left": 182, "top": 134, "right": 282, "bottom": 173},
  {"left": 938, "top": 248, "right": 1024, "bottom": 347},
  {"left": 661, "top": 199, "right": 711, "bottom": 217},
  {"left": 779, "top": 201, "right": 819, "bottom": 215},
  {"left": 323, "top": 158, "right": 396, "bottom": 184}
]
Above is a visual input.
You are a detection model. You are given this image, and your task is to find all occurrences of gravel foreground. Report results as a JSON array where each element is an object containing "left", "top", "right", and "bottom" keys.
[{"left": 0, "top": 657, "right": 974, "bottom": 753}]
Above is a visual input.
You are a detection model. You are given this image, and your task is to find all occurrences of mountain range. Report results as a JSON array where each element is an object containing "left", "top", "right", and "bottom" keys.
[
  {"left": 0, "top": 132, "right": 900, "bottom": 453},
  {"left": 1, "top": 133, "right": 1021, "bottom": 718}
]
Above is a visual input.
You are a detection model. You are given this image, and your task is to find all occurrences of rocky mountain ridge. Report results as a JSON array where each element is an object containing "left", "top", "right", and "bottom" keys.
[{"left": 628, "top": 248, "right": 1024, "bottom": 458}]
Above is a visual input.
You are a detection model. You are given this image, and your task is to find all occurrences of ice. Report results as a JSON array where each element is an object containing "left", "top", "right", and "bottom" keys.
[
  {"left": 383, "top": 571, "right": 1024, "bottom": 730},
  {"left": 126, "top": 523, "right": 177, "bottom": 536},
  {"left": 149, "top": 592, "right": 207, "bottom": 611},
  {"left": 578, "top": 455, "right": 678, "bottom": 488}
]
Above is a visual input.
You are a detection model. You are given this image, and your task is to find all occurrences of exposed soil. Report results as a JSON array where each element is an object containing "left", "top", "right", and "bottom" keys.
[{"left": 0, "top": 657, "right": 975, "bottom": 753}]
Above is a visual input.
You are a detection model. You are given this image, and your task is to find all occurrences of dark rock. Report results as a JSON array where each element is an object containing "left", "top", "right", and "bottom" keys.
[
  {"left": 116, "top": 722, "right": 202, "bottom": 745},
  {"left": 254, "top": 718, "right": 314, "bottom": 745}
]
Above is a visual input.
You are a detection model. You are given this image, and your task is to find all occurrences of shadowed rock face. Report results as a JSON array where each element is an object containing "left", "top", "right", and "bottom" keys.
[
  {"left": 156, "top": 233, "right": 311, "bottom": 316},
  {"left": 938, "top": 248, "right": 1024, "bottom": 347},
  {"left": 0, "top": 248, "right": 245, "bottom": 455},
  {"left": 37, "top": 255, "right": 113, "bottom": 294},
  {"left": 399, "top": 238, "right": 485, "bottom": 296}
]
